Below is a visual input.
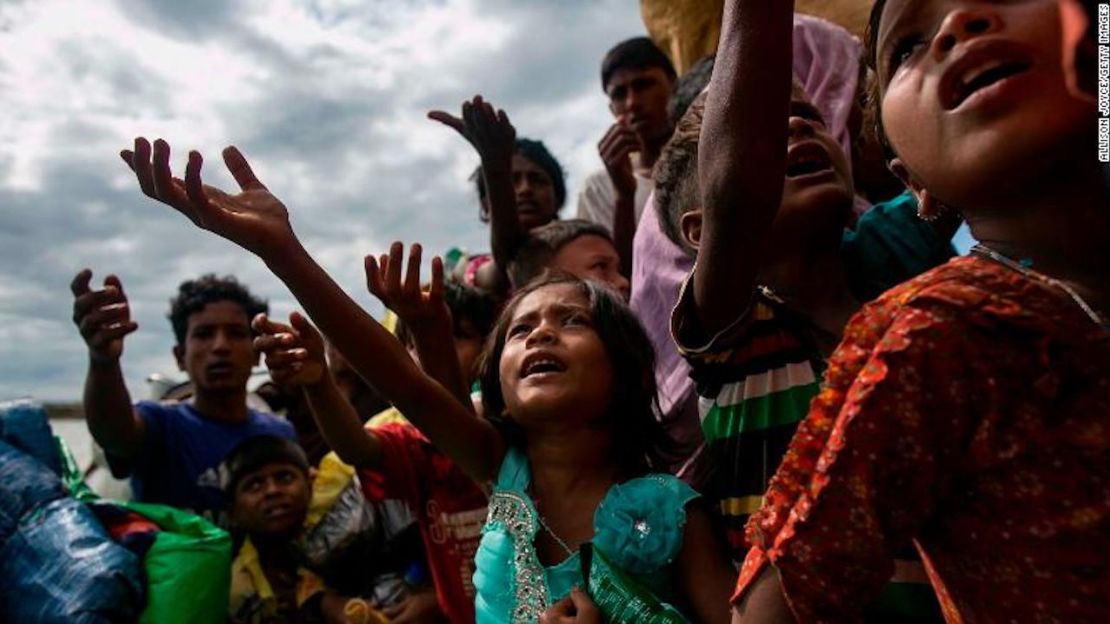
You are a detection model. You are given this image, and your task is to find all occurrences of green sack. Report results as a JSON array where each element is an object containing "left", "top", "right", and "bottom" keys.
[
  {"left": 580, "top": 543, "right": 689, "bottom": 624},
  {"left": 54, "top": 436, "right": 231, "bottom": 624}
]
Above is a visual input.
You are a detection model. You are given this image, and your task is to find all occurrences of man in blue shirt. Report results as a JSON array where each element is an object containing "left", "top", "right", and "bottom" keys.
[{"left": 71, "top": 271, "right": 294, "bottom": 526}]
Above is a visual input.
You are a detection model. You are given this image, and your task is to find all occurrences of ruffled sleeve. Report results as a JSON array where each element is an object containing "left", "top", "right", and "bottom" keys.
[{"left": 592, "top": 474, "right": 699, "bottom": 573}]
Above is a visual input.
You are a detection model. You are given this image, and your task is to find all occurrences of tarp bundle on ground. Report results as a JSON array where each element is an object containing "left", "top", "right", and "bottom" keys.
[{"left": 0, "top": 399, "right": 143, "bottom": 623}]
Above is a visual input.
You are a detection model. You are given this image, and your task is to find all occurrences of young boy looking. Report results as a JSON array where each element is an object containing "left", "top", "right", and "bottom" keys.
[
  {"left": 226, "top": 435, "right": 378, "bottom": 624},
  {"left": 71, "top": 272, "right": 295, "bottom": 525},
  {"left": 507, "top": 219, "right": 630, "bottom": 301}
]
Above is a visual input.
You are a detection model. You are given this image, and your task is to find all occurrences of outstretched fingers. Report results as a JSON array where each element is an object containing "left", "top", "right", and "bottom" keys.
[
  {"left": 427, "top": 110, "right": 467, "bottom": 136},
  {"left": 223, "top": 146, "right": 268, "bottom": 192},
  {"left": 402, "top": 243, "right": 423, "bottom": 298},
  {"left": 428, "top": 256, "right": 445, "bottom": 302}
]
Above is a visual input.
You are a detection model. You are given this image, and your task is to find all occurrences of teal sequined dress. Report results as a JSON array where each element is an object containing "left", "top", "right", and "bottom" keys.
[{"left": 473, "top": 447, "right": 699, "bottom": 623}]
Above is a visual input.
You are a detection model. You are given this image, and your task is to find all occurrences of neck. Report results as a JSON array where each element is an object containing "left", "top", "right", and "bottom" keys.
[
  {"left": 251, "top": 533, "right": 297, "bottom": 567},
  {"left": 192, "top": 389, "right": 250, "bottom": 424},
  {"left": 967, "top": 160, "right": 1110, "bottom": 305},
  {"left": 525, "top": 424, "right": 621, "bottom": 499},
  {"left": 758, "top": 233, "right": 857, "bottom": 340}
]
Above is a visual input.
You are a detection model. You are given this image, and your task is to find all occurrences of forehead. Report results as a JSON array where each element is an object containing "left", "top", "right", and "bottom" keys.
[
  {"left": 605, "top": 66, "right": 670, "bottom": 93},
  {"left": 235, "top": 461, "right": 303, "bottom": 487},
  {"left": 552, "top": 234, "right": 618, "bottom": 264},
  {"left": 187, "top": 299, "right": 250, "bottom": 329},
  {"left": 876, "top": 0, "right": 933, "bottom": 49},
  {"left": 512, "top": 283, "right": 589, "bottom": 318}
]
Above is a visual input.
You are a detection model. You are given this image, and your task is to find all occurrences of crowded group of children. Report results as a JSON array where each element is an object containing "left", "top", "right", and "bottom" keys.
[{"left": 68, "top": 0, "right": 1107, "bottom": 622}]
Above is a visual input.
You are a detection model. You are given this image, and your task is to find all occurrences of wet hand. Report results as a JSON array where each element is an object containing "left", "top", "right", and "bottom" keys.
[
  {"left": 365, "top": 242, "right": 448, "bottom": 331},
  {"left": 71, "top": 269, "right": 138, "bottom": 364},
  {"left": 252, "top": 312, "right": 326, "bottom": 387},
  {"left": 120, "top": 137, "right": 295, "bottom": 260},
  {"left": 428, "top": 95, "right": 517, "bottom": 167}
]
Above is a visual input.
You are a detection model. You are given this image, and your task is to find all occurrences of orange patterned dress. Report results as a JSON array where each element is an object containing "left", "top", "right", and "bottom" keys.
[{"left": 733, "top": 256, "right": 1110, "bottom": 623}]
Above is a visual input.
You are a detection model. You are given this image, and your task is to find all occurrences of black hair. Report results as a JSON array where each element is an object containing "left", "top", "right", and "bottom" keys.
[
  {"left": 667, "top": 54, "right": 714, "bottom": 123},
  {"left": 653, "top": 91, "right": 707, "bottom": 257},
  {"left": 222, "top": 434, "right": 309, "bottom": 495},
  {"left": 472, "top": 138, "right": 567, "bottom": 219},
  {"left": 477, "top": 274, "right": 676, "bottom": 474},
  {"left": 168, "top": 274, "right": 268, "bottom": 345},
  {"left": 600, "top": 37, "right": 677, "bottom": 92},
  {"left": 394, "top": 282, "right": 499, "bottom": 349},
  {"left": 864, "top": 0, "right": 898, "bottom": 161},
  {"left": 506, "top": 219, "right": 615, "bottom": 288}
]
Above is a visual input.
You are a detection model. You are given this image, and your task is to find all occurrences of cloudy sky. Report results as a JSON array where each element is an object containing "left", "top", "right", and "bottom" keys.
[{"left": 1, "top": 0, "right": 652, "bottom": 402}]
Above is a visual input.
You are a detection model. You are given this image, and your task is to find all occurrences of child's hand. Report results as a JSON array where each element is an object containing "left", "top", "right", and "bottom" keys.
[
  {"left": 253, "top": 312, "right": 327, "bottom": 388},
  {"left": 120, "top": 137, "right": 296, "bottom": 261},
  {"left": 598, "top": 117, "right": 639, "bottom": 200},
  {"left": 428, "top": 95, "right": 517, "bottom": 167},
  {"left": 71, "top": 269, "right": 138, "bottom": 364},
  {"left": 365, "top": 242, "right": 449, "bottom": 332},
  {"left": 539, "top": 587, "right": 601, "bottom": 624}
]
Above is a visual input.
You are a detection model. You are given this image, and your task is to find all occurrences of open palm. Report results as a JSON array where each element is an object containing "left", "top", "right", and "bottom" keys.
[{"left": 121, "top": 137, "right": 295, "bottom": 260}]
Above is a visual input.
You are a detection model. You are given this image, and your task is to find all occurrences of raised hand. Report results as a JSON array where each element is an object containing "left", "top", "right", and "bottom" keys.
[
  {"left": 252, "top": 312, "right": 327, "bottom": 387},
  {"left": 71, "top": 269, "right": 138, "bottom": 364},
  {"left": 598, "top": 118, "right": 639, "bottom": 200},
  {"left": 120, "top": 137, "right": 296, "bottom": 260},
  {"left": 365, "top": 242, "right": 448, "bottom": 331},
  {"left": 428, "top": 95, "right": 516, "bottom": 166}
]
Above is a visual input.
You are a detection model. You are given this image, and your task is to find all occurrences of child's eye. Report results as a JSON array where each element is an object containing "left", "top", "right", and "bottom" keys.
[
  {"left": 889, "top": 36, "right": 924, "bottom": 73},
  {"left": 565, "top": 313, "right": 591, "bottom": 327},
  {"left": 508, "top": 323, "right": 531, "bottom": 337}
]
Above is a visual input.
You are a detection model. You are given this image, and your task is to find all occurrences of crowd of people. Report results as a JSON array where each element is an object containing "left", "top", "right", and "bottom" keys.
[{"left": 61, "top": 0, "right": 1107, "bottom": 622}]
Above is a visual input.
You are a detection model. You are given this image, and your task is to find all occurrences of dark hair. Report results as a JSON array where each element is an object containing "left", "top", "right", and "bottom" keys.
[
  {"left": 600, "top": 37, "right": 677, "bottom": 92},
  {"left": 667, "top": 55, "right": 714, "bottom": 123},
  {"left": 863, "top": 0, "right": 897, "bottom": 161},
  {"left": 506, "top": 219, "right": 615, "bottom": 288},
  {"left": 395, "top": 282, "right": 499, "bottom": 349},
  {"left": 168, "top": 274, "right": 268, "bottom": 345},
  {"left": 222, "top": 434, "right": 309, "bottom": 495},
  {"left": 472, "top": 138, "right": 567, "bottom": 219},
  {"left": 653, "top": 91, "right": 707, "bottom": 257},
  {"left": 477, "top": 274, "right": 675, "bottom": 474}
]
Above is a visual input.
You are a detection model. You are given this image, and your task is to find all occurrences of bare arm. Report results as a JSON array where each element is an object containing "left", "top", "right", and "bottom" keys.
[
  {"left": 121, "top": 137, "right": 505, "bottom": 483},
  {"left": 731, "top": 567, "right": 794, "bottom": 624},
  {"left": 675, "top": 506, "right": 739, "bottom": 624},
  {"left": 430, "top": 96, "right": 522, "bottom": 294},
  {"left": 366, "top": 244, "right": 474, "bottom": 411},
  {"left": 254, "top": 312, "right": 381, "bottom": 467},
  {"left": 695, "top": 0, "right": 795, "bottom": 334},
  {"left": 71, "top": 269, "right": 145, "bottom": 462}
]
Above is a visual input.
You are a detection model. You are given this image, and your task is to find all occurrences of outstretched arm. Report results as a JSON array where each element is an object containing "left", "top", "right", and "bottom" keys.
[
  {"left": 429, "top": 96, "right": 521, "bottom": 292},
  {"left": 254, "top": 312, "right": 381, "bottom": 468},
  {"left": 71, "top": 269, "right": 145, "bottom": 463},
  {"left": 695, "top": 0, "right": 794, "bottom": 335},
  {"left": 366, "top": 243, "right": 474, "bottom": 411},
  {"left": 120, "top": 137, "right": 505, "bottom": 483}
]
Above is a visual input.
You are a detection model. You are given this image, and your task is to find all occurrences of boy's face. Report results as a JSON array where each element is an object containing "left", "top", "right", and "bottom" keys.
[
  {"left": 231, "top": 462, "right": 311, "bottom": 536},
  {"left": 550, "top": 234, "right": 631, "bottom": 301},
  {"left": 606, "top": 66, "right": 675, "bottom": 143},
  {"left": 512, "top": 154, "right": 559, "bottom": 231},
  {"left": 876, "top": 0, "right": 1092, "bottom": 208},
  {"left": 174, "top": 300, "right": 257, "bottom": 396}
]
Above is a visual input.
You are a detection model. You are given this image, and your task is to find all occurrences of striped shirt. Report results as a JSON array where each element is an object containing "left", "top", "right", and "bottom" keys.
[{"left": 671, "top": 278, "right": 824, "bottom": 562}]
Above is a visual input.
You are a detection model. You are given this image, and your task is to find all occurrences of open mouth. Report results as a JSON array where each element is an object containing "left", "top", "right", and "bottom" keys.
[
  {"left": 785, "top": 143, "right": 833, "bottom": 179},
  {"left": 941, "top": 42, "right": 1034, "bottom": 111},
  {"left": 263, "top": 503, "right": 294, "bottom": 520},
  {"left": 520, "top": 352, "right": 567, "bottom": 378}
]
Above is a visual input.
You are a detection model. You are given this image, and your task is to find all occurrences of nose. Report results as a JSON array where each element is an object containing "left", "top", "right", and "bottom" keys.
[
  {"left": 261, "top": 477, "right": 281, "bottom": 497},
  {"left": 524, "top": 321, "right": 557, "bottom": 348},
  {"left": 613, "top": 273, "right": 631, "bottom": 299},
  {"left": 212, "top": 328, "right": 232, "bottom": 353},
  {"left": 787, "top": 115, "right": 817, "bottom": 140},
  {"left": 932, "top": 8, "right": 1001, "bottom": 58},
  {"left": 515, "top": 176, "right": 534, "bottom": 199}
]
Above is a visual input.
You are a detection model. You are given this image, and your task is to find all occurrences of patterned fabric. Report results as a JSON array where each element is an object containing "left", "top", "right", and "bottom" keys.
[
  {"left": 228, "top": 537, "right": 326, "bottom": 624},
  {"left": 670, "top": 275, "right": 825, "bottom": 561},
  {"left": 735, "top": 256, "right": 1110, "bottom": 623},
  {"left": 473, "top": 447, "right": 699, "bottom": 623}
]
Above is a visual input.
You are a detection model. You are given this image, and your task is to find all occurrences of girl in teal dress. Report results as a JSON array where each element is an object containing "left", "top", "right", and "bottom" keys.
[{"left": 120, "top": 138, "right": 735, "bottom": 623}]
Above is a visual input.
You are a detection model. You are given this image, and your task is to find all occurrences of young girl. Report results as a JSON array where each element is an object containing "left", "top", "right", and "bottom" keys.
[
  {"left": 118, "top": 139, "right": 736, "bottom": 622},
  {"left": 430, "top": 96, "right": 567, "bottom": 296},
  {"left": 724, "top": 0, "right": 1110, "bottom": 622}
]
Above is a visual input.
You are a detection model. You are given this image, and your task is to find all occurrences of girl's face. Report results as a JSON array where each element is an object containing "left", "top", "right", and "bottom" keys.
[
  {"left": 497, "top": 283, "right": 613, "bottom": 425},
  {"left": 512, "top": 154, "right": 559, "bottom": 231},
  {"left": 876, "top": 0, "right": 1092, "bottom": 208}
]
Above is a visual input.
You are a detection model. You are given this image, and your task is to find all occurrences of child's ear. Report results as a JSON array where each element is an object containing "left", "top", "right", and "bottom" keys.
[
  {"left": 680, "top": 209, "right": 703, "bottom": 251},
  {"left": 307, "top": 467, "right": 318, "bottom": 487},
  {"left": 889, "top": 158, "right": 941, "bottom": 220},
  {"left": 173, "top": 345, "right": 185, "bottom": 371}
]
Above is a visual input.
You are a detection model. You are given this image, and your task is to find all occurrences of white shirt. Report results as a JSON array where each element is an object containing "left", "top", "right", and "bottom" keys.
[{"left": 575, "top": 168, "right": 654, "bottom": 233}]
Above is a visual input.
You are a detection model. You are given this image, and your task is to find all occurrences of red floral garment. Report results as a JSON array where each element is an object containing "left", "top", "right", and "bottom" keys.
[{"left": 733, "top": 256, "right": 1110, "bottom": 623}]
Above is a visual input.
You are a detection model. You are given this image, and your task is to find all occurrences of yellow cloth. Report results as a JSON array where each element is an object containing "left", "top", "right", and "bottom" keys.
[
  {"left": 639, "top": 0, "right": 872, "bottom": 74},
  {"left": 366, "top": 407, "right": 411, "bottom": 429},
  {"left": 228, "top": 537, "right": 325, "bottom": 623},
  {"left": 305, "top": 451, "right": 357, "bottom": 528}
]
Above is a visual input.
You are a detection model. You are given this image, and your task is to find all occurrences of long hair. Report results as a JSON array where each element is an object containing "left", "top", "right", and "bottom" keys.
[{"left": 477, "top": 274, "right": 676, "bottom": 474}]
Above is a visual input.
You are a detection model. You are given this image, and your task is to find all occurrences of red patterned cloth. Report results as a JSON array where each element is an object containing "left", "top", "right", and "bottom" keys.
[{"left": 733, "top": 256, "right": 1110, "bottom": 623}]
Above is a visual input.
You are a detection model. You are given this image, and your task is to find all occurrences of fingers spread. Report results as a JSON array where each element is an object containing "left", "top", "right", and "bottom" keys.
[{"left": 403, "top": 243, "right": 423, "bottom": 296}]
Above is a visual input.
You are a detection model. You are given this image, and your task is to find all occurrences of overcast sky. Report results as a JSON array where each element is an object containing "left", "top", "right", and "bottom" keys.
[{"left": 1, "top": 0, "right": 650, "bottom": 402}]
